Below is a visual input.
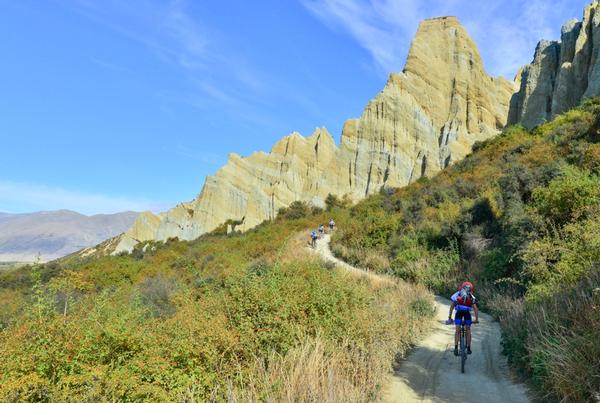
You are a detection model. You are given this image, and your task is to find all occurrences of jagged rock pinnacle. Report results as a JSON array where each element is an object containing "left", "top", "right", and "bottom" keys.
[
  {"left": 114, "top": 17, "right": 515, "bottom": 253},
  {"left": 509, "top": 1, "right": 600, "bottom": 128}
]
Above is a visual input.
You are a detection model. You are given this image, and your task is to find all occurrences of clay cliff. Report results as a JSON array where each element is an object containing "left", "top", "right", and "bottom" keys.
[
  {"left": 509, "top": 0, "right": 600, "bottom": 128},
  {"left": 114, "top": 16, "right": 515, "bottom": 253}
]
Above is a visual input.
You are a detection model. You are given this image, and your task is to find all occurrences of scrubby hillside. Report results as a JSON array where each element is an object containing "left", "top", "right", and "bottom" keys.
[
  {"left": 0, "top": 208, "right": 432, "bottom": 401},
  {"left": 331, "top": 99, "right": 600, "bottom": 401},
  {"left": 3, "top": 103, "right": 600, "bottom": 402}
]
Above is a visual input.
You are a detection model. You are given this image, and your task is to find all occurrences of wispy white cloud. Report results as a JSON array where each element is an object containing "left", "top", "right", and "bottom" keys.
[
  {"left": 0, "top": 180, "right": 171, "bottom": 215},
  {"left": 301, "top": 0, "right": 586, "bottom": 78},
  {"left": 301, "top": 0, "right": 417, "bottom": 76},
  {"left": 160, "top": 0, "right": 210, "bottom": 70},
  {"left": 90, "top": 57, "right": 132, "bottom": 73},
  {"left": 57, "top": 0, "right": 210, "bottom": 70},
  {"left": 460, "top": 0, "right": 581, "bottom": 77},
  {"left": 170, "top": 144, "right": 223, "bottom": 166},
  {"left": 58, "top": 0, "right": 292, "bottom": 124}
]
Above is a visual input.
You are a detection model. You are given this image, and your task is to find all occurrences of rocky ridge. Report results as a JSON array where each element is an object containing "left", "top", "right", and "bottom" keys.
[
  {"left": 509, "top": 0, "right": 600, "bottom": 128},
  {"left": 115, "top": 16, "right": 515, "bottom": 253}
]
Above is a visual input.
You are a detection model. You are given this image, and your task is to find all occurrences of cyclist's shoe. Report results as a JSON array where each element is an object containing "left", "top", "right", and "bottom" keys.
[
  {"left": 467, "top": 346, "right": 472, "bottom": 355},
  {"left": 454, "top": 346, "right": 459, "bottom": 356}
]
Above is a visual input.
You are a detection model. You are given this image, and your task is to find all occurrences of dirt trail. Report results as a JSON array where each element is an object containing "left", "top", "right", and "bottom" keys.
[{"left": 310, "top": 234, "right": 530, "bottom": 403}]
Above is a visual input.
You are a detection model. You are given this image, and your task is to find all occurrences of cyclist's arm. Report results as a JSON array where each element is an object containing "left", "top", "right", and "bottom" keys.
[
  {"left": 472, "top": 303, "right": 479, "bottom": 323},
  {"left": 448, "top": 301, "right": 455, "bottom": 319}
]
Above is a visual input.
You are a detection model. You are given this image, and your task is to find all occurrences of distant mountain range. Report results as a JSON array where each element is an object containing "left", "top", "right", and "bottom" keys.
[{"left": 0, "top": 210, "right": 139, "bottom": 262}]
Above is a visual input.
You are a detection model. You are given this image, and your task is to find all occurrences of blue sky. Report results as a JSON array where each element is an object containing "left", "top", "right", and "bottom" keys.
[{"left": 0, "top": 0, "right": 590, "bottom": 215}]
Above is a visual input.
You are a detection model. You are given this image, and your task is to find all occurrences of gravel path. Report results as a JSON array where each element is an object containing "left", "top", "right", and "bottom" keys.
[{"left": 310, "top": 234, "right": 531, "bottom": 403}]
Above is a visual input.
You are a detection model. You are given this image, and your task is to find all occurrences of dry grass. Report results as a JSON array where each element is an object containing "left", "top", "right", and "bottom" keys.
[
  {"left": 362, "top": 250, "right": 391, "bottom": 273},
  {"left": 330, "top": 262, "right": 397, "bottom": 291},
  {"left": 223, "top": 275, "right": 434, "bottom": 403},
  {"left": 277, "top": 231, "right": 317, "bottom": 265},
  {"left": 526, "top": 284, "right": 600, "bottom": 402},
  {"left": 496, "top": 274, "right": 600, "bottom": 402},
  {"left": 225, "top": 336, "right": 366, "bottom": 402}
]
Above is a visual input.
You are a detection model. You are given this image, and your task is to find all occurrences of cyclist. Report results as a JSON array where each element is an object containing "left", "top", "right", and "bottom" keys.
[
  {"left": 448, "top": 281, "right": 479, "bottom": 356},
  {"left": 329, "top": 218, "right": 336, "bottom": 231},
  {"left": 318, "top": 224, "right": 325, "bottom": 236},
  {"left": 310, "top": 230, "right": 318, "bottom": 248}
]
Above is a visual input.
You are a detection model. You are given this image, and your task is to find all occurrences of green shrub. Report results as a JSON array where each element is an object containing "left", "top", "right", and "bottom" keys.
[
  {"left": 523, "top": 216, "right": 600, "bottom": 303},
  {"left": 531, "top": 165, "right": 600, "bottom": 226},
  {"left": 325, "top": 193, "right": 350, "bottom": 211},
  {"left": 277, "top": 201, "right": 311, "bottom": 220}
]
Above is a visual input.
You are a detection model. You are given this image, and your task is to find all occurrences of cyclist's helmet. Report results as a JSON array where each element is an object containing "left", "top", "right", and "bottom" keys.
[{"left": 460, "top": 281, "right": 474, "bottom": 293}]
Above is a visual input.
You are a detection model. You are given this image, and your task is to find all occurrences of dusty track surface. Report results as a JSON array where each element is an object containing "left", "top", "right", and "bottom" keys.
[
  {"left": 310, "top": 234, "right": 530, "bottom": 403},
  {"left": 311, "top": 234, "right": 396, "bottom": 286}
]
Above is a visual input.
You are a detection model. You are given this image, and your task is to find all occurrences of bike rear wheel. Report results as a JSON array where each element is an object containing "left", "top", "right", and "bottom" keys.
[{"left": 460, "top": 326, "right": 466, "bottom": 373}]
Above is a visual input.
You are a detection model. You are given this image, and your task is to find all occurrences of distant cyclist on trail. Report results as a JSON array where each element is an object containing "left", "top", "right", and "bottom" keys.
[
  {"left": 448, "top": 281, "right": 479, "bottom": 356},
  {"left": 310, "top": 230, "right": 318, "bottom": 248},
  {"left": 329, "top": 218, "right": 336, "bottom": 231},
  {"left": 318, "top": 224, "right": 325, "bottom": 236}
]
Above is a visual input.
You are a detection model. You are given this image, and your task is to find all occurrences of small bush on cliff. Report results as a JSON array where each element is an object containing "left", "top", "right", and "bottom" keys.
[
  {"left": 325, "top": 193, "right": 351, "bottom": 211},
  {"left": 277, "top": 200, "right": 311, "bottom": 220}
]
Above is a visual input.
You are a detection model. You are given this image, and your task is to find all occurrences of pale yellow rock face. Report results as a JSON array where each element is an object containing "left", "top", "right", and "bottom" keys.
[
  {"left": 115, "top": 212, "right": 162, "bottom": 253},
  {"left": 114, "top": 16, "right": 516, "bottom": 253},
  {"left": 509, "top": 1, "right": 600, "bottom": 128}
]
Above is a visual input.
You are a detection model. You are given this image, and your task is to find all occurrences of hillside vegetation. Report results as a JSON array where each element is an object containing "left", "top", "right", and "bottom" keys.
[
  {"left": 0, "top": 210, "right": 433, "bottom": 401},
  {"left": 3, "top": 102, "right": 600, "bottom": 402},
  {"left": 331, "top": 99, "right": 600, "bottom": 401}
]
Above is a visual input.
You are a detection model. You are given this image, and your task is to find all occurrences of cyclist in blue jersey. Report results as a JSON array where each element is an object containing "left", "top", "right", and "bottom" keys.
[
  {"left": 310, "top": 230, "right": 318, "bottom": 248},
  {"left": 448, "top": 281, "right": 479, "bottom": 356}
]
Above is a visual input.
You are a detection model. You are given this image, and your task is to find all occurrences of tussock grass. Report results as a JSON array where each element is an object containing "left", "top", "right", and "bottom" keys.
[
  {"left": 499, "top": 273, "right": 600, "bottom": 402},
  {"left": 226, "top": 278, "right": 433, "bottom": 403},
  {"left": 227, "top": 336, "right": 368, "bottom": 402}
]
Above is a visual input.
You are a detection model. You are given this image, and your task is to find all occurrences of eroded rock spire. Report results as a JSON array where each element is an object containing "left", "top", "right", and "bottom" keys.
[{"left": 115, "top": 16, "right": 515, "bottom": 253}]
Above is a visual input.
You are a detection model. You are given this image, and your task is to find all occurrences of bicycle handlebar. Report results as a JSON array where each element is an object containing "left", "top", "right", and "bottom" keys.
[{"left": 445, "top": 319, "right": 480, "bottom": 325}]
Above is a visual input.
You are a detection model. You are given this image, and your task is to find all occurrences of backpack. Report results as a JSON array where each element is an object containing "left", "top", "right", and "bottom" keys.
[{"left": 456, "top": 288, "right": 474, "bottom": 307}]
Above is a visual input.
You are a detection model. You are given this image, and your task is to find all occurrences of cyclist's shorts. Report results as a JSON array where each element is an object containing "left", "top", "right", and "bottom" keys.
[{"left": 454, "top": 310, "right": 472, "bottom": 326}]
